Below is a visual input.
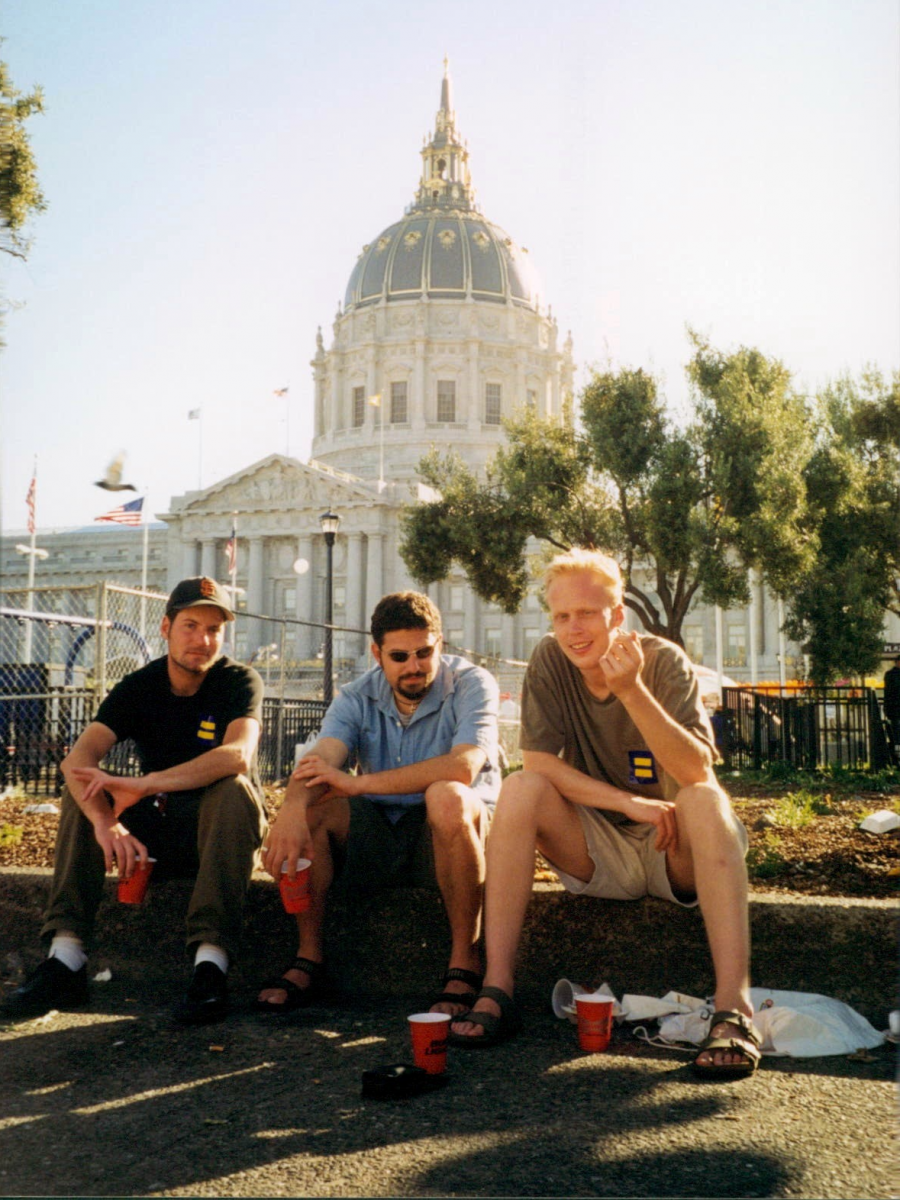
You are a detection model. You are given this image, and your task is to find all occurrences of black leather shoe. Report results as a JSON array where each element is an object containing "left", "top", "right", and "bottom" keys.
[
  {"left": 173, "top": 961, "right": 229, "bottom": 1025},
  {"left": 2, "top": 957, "right": 89, "bottom": 1017}
]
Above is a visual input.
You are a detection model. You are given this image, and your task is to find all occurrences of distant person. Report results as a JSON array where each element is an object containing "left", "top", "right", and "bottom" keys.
[
  {"left": 884, "top": 655, "right": 900, "bottom": 748},
  {"left": 257, "top": 591, "right": 500, "bottom": 1016},
  {"left": 449, "top": 549, "right": 761, "bottom": 1080},
  {"left": 3, "top": 577, "right": 266, "bottom": 1025}
]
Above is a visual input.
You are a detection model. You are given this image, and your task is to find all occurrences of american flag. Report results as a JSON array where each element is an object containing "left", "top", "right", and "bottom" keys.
[
  {"left": 273, "top": 387, "right": 289, "bottom": 398},
  {"left": 95, "top": 496, "right": 144, "bottom": 526},
  {"left": 225, "top": 525, "right": 237, "bottom": 573},
  {"left": 25, "top": 474, "right": 36, "bottom": 535}
]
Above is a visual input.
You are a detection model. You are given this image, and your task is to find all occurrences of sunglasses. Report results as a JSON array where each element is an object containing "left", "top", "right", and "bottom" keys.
[{"left": 384, "top": 642, "right": 441, "bottom": 664}]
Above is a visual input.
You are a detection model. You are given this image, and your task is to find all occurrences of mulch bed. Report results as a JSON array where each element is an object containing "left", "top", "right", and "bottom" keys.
[{"left": 1, "top": 779, "right": 896, "bottom": 899}]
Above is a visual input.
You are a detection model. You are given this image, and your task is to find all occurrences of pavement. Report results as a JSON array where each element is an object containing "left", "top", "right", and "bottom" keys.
[{"left": 0, "top": 868, "right": 896, "bottom": 1199}]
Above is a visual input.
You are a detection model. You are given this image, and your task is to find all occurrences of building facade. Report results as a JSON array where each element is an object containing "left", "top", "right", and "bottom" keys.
[{"left": 3, "top": 64, "right": 897, "bottom": 684}]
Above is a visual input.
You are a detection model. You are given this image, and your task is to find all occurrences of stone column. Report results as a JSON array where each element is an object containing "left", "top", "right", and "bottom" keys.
[
  {"left": 247, "top": 536, "right": 265, "bottom": 657},
  {"left": 345, "top": 531, "right": 365, "bottom": 657},
  {"left": 464, "top": 582, "right": 480, "bottom": 653},
  {"left": 295, "top": 534, "right": 315, "bottom": 659},
  {"left": 181, "top": 539, "right": 199, "bottom": 579},
  {"left": 365, "top": 532, "right": 384, "bottom": 627},
  {"left": 200, "top": 538, "right": 217, "bottom": 579},
  {"left": 413, "top": 339, "right": 427, "bottom": 431}
]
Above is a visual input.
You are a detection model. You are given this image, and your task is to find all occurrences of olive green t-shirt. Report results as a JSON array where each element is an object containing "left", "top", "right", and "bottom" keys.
[{"left": 520, "top": 633, "right": 716, "bottom": 821}]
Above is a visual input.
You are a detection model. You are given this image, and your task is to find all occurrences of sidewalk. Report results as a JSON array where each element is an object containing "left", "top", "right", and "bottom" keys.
[{"left": 0, "top": 868, "right": 895, "bottom": 1198}]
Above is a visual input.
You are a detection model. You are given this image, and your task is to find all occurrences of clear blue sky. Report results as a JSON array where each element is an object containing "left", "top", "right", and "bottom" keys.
[{"left": 2, "top": 0, "right": 898, "bottom": 534}]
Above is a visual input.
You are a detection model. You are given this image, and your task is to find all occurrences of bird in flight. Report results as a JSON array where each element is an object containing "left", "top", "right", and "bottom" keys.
[{"left": 95, "top": 452, "right": 137, "bottom": 491}]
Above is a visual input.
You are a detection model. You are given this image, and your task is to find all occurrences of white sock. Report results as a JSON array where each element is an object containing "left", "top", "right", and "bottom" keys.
[
  {"left": 49, "top": 935, "right": 87, "bottom": 973},
  {"left": 194, "top": 943, "right": 228, "bottom": 974}
]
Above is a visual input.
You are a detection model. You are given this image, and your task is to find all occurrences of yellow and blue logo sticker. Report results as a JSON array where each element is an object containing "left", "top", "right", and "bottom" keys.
[
  {"left": 197, "top": 717, "right": 217, "bottom": 743},
  {"left": 628, "top": 750, "right": 658, "bottom": 786}
]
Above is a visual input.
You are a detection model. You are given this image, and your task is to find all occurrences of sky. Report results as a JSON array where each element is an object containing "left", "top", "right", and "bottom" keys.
[{"left": 1, "top": 0, "right": 898, "bottom": 536}]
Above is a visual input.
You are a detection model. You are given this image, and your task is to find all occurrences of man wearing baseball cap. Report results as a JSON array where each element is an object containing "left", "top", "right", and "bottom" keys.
[{"left": 2, "top": 577, "right": 266, "bottom": 1024}]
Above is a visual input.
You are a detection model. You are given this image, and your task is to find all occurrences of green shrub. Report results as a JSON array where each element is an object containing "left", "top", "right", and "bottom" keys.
[
  {"left": 746, "top": 832, "right": 786, "bottom": 879},
  {"left": 0, "top": 823, "right": 24, "bottom": 847},
  {"left": 770, "top": 789, "right": 833, "bottom": 828}
]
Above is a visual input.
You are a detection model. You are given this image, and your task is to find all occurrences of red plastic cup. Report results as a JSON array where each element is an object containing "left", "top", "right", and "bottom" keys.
[
  {"left": 408, "top": 1011, "right": 451, "bottom": 1074},
  {"left": 279, "top": 858, "right": 312, "bottom": 914},
  {"left": 575, "top": 994, "right": 614, "bottom": 1052},
  {"left": 117, "top": 857, "right": 156, "bottom": 905}
]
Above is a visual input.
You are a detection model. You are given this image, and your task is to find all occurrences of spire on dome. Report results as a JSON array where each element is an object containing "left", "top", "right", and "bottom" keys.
[{"left": 410, "top": 60, "right": 477, "bottom": 213}]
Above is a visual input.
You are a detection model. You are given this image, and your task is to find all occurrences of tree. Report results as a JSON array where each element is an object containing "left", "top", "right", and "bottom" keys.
[
  {"left": 784, "top": 369, "right": 900, "bottom": 683},
  {"left": 401, "top": 334, "right": 815, "bottom": 646},
  {"left": 0, "top": 53, "right": 46, "bottom": 261}
]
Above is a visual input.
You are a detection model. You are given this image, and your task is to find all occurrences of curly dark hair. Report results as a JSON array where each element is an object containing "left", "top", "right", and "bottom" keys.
[{"left": 370, "top": 592, "right": 442, "bottom": 646}]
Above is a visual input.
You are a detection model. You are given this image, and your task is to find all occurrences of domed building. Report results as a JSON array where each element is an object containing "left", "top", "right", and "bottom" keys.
[
  {"left": 157, "top": 63, "right": 574, "bottom": 669},
  {"left": 311, "top": 60, "right": 573, "bottom": 483}
]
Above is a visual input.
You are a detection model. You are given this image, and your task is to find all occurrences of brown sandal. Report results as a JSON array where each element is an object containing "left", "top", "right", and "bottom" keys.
[{"left": 692, "top": 1009, "right": 762, "bottom": 1079}]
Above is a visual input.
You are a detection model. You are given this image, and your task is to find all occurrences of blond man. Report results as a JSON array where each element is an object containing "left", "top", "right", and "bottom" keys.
[{"left": 450, "top": 549, "right": 760, "bottom": 1078}]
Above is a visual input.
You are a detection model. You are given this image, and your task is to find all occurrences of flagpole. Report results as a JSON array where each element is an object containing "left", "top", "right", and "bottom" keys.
[
  {"left": 140, "top": 492, "right": 149, "bottom": 639},
  {"left": 229, "top": 513, "right": 238, "bottom": 656}
]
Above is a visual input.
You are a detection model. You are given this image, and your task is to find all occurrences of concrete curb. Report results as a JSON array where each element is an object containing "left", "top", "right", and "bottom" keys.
[{"left": 1, "top": 868, "right": 895, "bottom": 1024}]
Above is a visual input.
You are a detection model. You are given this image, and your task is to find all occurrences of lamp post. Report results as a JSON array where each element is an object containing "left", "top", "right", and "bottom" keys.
[{"left": 319, "top": 509, "right": 340, "bottom": 704}]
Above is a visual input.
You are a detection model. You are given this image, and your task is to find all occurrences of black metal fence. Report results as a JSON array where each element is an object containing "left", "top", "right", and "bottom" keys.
[
  {"left": 719, "top": 686, "right": 895, "bottom": 772},
  {"left": 0, "top": 693, "right": 329, "bottom": 796}
]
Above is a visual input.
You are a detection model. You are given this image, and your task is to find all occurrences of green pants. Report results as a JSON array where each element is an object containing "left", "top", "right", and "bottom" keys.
[{"left": 41, "top": 777, "right": 267, "bottom": 959}]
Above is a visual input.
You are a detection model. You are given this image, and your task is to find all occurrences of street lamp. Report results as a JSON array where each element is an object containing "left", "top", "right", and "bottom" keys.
[{"left": 319, "top": 509, "right": 340, "bottom": 704}]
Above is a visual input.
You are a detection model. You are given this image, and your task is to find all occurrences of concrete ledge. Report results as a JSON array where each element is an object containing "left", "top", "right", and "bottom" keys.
[{"left": 1, "top": 868, "right": 895, "bottom": 1024}]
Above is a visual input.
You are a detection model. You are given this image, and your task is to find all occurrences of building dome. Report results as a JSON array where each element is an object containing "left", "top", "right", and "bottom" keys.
[
  {"left": 344, "top": 59, "right": 542, "bottom": 313},
  {"left": 344, "top": 212, "right": 542, "bottom": 311}
]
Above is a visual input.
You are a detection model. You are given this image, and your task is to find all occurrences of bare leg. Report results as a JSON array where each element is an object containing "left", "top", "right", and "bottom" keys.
[
  {"left": 256, "top": 795, "right": 349, "bottom": 1005},
  {"left": 424, "top": 781, "right": 485, "bottom": 1015},
  {"left": 665, "top": 782, "right": 754, "bottom": 1068},
  {"left": 451, "top": 770, "right": 591, "bottom": 1038}
]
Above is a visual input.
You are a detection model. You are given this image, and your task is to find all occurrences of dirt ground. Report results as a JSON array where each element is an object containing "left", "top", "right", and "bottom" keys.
[{"left": 1, "top": 774, "right": 897, "bottom": 899}]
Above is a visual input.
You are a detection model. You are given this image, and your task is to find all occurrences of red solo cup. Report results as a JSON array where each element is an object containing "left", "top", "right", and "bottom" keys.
[
  {"left": 575, "top": 994, "right": 614, "bottom": 1052},
  {"left": 117, "top": 858, "right": 157, "bottom": 905},
  {"left": 279, "top": 858, "right": 312, "bottom": 914},
  {"left": 408, "top": 1011, "right": 451, "bottom": 1074}
]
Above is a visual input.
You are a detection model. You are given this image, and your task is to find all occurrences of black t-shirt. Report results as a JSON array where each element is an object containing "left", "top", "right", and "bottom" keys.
[{"left": 95, "top": 655, "right": 264, "bottom": 793}]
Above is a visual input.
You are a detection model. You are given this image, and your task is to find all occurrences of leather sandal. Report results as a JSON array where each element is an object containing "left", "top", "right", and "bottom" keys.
[
  {"left": 692, "top": 1009, "right": 762, "bottom": 1079},
  {"left": 428, "top": 967, "right": 483, "bottom": 1015},
  {"left": 254, "top": 956, "right": 331, "bottom": 1013},
  {"left": 448, "top": 986, "right": 521, "bottom": 1048}
]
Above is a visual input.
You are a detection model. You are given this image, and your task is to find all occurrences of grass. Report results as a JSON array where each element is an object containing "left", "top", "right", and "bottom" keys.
[
  {"left": 769, "top": 789, "right": 834, "bottom": 829},
  {"left": 746, "top": 831, "right": 786, "bottom": 879}
]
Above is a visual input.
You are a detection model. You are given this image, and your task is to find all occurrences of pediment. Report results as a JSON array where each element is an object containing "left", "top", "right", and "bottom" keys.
[{"left": 166, "top": 455, "right": 388, "bottom": 518}]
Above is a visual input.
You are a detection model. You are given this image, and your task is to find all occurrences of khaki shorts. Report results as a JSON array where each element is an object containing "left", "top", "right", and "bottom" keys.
[{"left": 548, "top": 806, "right": 749, "bottom": 909}]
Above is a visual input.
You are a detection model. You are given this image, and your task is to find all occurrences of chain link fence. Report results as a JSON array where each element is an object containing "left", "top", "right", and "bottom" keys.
[{"left": 0, "top": 585, "right": 526, "bottom": 794}]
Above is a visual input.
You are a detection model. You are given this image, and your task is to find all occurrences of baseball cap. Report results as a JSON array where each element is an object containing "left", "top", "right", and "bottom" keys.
[{"left": 166, "top": 576, "right": 235, "bottom": 621}]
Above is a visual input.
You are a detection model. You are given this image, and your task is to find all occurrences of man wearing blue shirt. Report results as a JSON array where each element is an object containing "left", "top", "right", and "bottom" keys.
[{"left": 257, "top": 592, "right": 500, "bottom": 1016}]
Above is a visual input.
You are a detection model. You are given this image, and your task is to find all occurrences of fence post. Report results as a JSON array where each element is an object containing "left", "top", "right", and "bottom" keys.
[
  {"left": 96, "top": 582, "right": 108, "bottom": 710},
  {"left": 276, "top": 621, "right": 286, "bottom": 779},
  {"left": 867, "top": 690, "right": 891, "bottom": 770}
]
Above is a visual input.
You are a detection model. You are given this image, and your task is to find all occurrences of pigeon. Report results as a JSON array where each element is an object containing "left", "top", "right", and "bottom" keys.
[{"left": 95, "top": 452, "right": 137, "bottom": 491}]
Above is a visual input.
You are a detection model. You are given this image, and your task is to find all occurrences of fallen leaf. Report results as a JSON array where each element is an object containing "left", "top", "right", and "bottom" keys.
[{"left": 208, "top": 1045, "right": 225, "bottom": 1052}]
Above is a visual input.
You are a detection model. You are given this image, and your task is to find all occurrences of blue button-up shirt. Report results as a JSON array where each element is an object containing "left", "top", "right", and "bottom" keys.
[{"left": 319, "top": 654, "right": 501, "bottom": 821}]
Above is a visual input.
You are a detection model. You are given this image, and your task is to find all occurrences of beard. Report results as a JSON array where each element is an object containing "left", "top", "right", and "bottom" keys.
[{"left": 395, "top": 674, "right": 433, "bottom": 701}]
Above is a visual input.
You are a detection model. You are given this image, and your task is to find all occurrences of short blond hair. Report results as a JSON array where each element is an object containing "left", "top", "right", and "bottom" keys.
[{"left": 543, "top": 548, "right": 624, "bottom": 605}]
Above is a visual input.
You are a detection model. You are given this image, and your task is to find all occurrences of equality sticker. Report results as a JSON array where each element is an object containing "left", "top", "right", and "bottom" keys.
[
  {"left": 197, "top": 717, "right": 216, "bottom": 742},
  {"left": 628, "top": 750, "right": 658, "bottom": 786}
]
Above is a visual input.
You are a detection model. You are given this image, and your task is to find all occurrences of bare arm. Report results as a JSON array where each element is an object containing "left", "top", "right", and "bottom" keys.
[
  {"left": 262, "top": 737, "right": 349, "bottom": 879},
  {"left": 522, "top": 748, "right": 678, "bottom": 851},
  {"left": 599, "top": 631, "right": 714, "bottom": 788},
  {"left": 291, "top": 743, "right": 487, "bottom": 798},
  {"left": 61, "top": 722, "right": 148, "bottom": 876},
  {"left": 69, "top": 717, "right": 261, "bottom": 809}
]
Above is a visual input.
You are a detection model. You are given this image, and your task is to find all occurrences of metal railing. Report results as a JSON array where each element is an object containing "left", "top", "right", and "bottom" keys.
[{"left": 718, "top": 685, "right": 894, "bottom": 772}]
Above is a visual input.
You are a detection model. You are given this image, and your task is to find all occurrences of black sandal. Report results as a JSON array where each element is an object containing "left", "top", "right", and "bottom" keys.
[
  {"left": 448, "top": 986, "right": 521, "bottom": 1048},
  {"left": 254, "top": 956, "right": 330, "bottom": 1013},
  {"left": 428, "top": 967, "right": 483, "bottom": 1014}
]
